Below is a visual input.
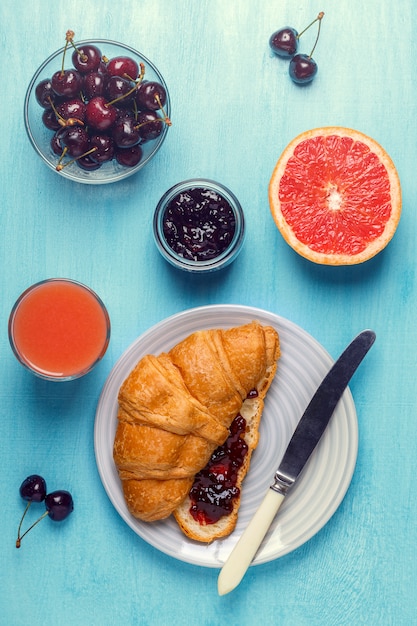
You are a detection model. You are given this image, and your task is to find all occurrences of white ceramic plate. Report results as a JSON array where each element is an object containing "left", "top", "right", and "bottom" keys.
[{"left": 94, "top": 305, "right": 358, "bottom": 568}]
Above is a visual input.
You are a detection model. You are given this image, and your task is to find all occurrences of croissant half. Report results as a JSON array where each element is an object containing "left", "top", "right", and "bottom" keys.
[{"left": 113, "top": 321, "right": 280, "bottom": 531}]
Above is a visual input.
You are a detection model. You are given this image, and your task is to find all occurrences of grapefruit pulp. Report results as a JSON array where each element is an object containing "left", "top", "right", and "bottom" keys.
[{"left": 269, "top": 127, "right": 402, "bottom": 265}]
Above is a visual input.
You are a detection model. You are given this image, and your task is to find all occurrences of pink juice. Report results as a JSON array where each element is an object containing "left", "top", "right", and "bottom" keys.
[{"left": 9, "top": 279, "right": 110, "bottom": 380}]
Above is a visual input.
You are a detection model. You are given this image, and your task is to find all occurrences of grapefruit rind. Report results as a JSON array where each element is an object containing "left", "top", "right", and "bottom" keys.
[{"left": 268, "top": 127, "right": 402, "bottom": 265}]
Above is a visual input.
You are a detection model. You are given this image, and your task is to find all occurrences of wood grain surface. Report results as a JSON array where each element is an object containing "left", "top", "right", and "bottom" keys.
[{"left": 0, "top": 1, "right": 415, "bottom": 625}]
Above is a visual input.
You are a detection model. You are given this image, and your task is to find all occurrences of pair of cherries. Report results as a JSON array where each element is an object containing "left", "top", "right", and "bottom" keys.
[
  {"left": 269, "top": 12, "right": 324, "bottom": 84},
  {"left": 16, "top": 474, "right": 74, "bottom": 548}
]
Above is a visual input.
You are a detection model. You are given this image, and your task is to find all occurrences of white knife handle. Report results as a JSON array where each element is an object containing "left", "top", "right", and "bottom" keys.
[{"left": 217, "top": 488, "right": 285, "bottom": 595}]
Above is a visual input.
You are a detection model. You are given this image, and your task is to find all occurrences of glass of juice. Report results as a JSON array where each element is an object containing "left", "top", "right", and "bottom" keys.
[{"left": 8, "top": 278, "right": 111, "bottom": 381}]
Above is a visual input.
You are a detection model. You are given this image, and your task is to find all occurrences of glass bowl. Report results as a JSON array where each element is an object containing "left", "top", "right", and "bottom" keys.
[
  {"left": 8, "top": 278, "right": 111, "bottom": 381},
  {"left": 24, "top": 39, "right": 171, "bottom": 184},
  {"left": 153, "top": 179, "right": 245, "bottom": 273}
]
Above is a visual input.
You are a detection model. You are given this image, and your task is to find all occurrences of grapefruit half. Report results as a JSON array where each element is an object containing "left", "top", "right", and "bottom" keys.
[{"left": 269, "top": 127, "right": 402, "bottom": 265}]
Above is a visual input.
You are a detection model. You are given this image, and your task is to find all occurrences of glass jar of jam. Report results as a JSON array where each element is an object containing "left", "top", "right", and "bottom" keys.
[{"left": 153, "top": 179, "right": 245, "bottom": 273}]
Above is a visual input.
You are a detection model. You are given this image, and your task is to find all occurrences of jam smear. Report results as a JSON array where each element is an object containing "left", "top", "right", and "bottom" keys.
[
  {"left": 189, "top": 414, "right": 248, "bottom": 525},
  {"left": 162, "top": 187, "right": 236, "bottom": 262}
]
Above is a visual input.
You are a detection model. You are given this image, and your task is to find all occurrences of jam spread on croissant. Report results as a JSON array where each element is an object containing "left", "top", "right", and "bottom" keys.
[{"left": 189, "top": 388, "right": 259, "bottom": 525}]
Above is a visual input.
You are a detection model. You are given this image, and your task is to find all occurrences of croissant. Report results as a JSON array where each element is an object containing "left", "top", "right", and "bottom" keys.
[{"left": 113, "top": 321, "right": 280, "bottom": 525}]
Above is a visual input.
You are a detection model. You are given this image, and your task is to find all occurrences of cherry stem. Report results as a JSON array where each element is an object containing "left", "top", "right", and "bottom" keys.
[
  {"left": 60, "top": 30, "right": 78, "bottom": 75},
  {"left": 57, "top": 146, "right": 68, "bottom": 167},
  {"left": 134, "top": 117, "right": 169, "bottom": 132},
  {"left": 154, "top": 95, "right": 172, "bottom": 126},
  {"left": 16, "top": 501, "right": 31, "bottom": 547},
  {"left": 56, "top": 147, "right": 98, "bottom": 171},
  {"left": 296, "top": 11, "right": 324, "bottom": 42},
  {"left": 308, "top": 12, "right": 324, "bottom": 59},
  {"left": 66, "top": 30, "right": 88, "bottom": 63},
  {"left": 16, "top": 508, "right": 49, "bottom": 548},
  {"left": 60, "top": 42, "right": 69, "bottom": 76}
]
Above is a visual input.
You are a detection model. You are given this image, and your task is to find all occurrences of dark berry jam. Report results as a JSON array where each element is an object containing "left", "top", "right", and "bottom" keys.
[
  {"left": 247, "top": 388, "right": 258, "bottom": 399},
  {"left": 162, "top": 186, "right": 236, "bottom": 262},
  {"left": 189, "top": 414, "right": 248, "bottom": 525}
]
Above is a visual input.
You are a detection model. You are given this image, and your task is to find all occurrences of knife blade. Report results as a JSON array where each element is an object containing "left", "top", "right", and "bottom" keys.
[{"left": 217, "top": 329, "right": 376, "bottom": 596}]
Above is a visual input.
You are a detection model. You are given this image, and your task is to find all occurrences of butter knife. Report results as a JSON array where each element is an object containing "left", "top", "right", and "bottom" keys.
[{"left": 218, "top": 329, "right": 376, "bottom": 595}]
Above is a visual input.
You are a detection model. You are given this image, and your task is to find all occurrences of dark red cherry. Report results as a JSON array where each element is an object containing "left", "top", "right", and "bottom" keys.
[
  {"left": 51, "top": 128, "right": 66, "bottom": 155},
  {"left": 60, "top": 126, "right": 90, "bottom": 157},
  {"left": 97, "top": 58, "right": 109, "bottom": 75},
  {"left": 115, "top": 144, "right": 143, "bottom": 167},
  {"left": 269, "top": 27, "right": 299, "bottom": 58},
  {"left": 89, "top": 133, "right": 115, "bottom": 162},
  {"left": 77, "top": 154, "right": 101, "bottom": 171},
  {"left": 45, "top": 490, "right": 74, "bottom": 521},
  {"left": 106, "top": 75, "right": 134, "bottom": 106},
  {"left": 57, "top": 98, "right": 86, "bottom": 124},
  {"left": 82, "top": 71, "right": 106, "bottom": 99},
  {"left": 85, "top": 96, "right": 117, "bottom": 131},
  {"left": 107, "top": 56, "right": 139, "bottom": 79},
  {"left": 112, "top": 117, "right": 140, "bottom": 148},
  {"left": 136, "top": 81, "right": 167, "bottom": 111},
  {"left": 289, "top": 54, "right": 318, "bottom": 84},
  {"left": 35, "top": 79, "right": 56, "bottom": 108},
  {"left": 19, "top": 475, "right": 47, "bottom": 503},
  {"left": 42, "top": 108, "right": 61, "bottom": 131},
  {"left": 72, "top": 44, "right": 102, "bottom": 73},
  {"left": 137, "top": 110, "right": 163, "bottom": 142},
  {"left": 51, "top": 69, "right": 82, "bottom": 98}
]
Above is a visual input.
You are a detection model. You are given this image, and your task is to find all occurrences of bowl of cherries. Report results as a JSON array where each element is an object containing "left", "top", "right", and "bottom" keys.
[{"left": 24, "top": 32, "right": 171, "bottom": 184}]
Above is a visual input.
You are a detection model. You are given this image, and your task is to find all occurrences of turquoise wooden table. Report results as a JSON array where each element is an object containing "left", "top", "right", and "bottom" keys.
[{"left": 1, "top": 1, "right": 416, "bottom": 624}]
